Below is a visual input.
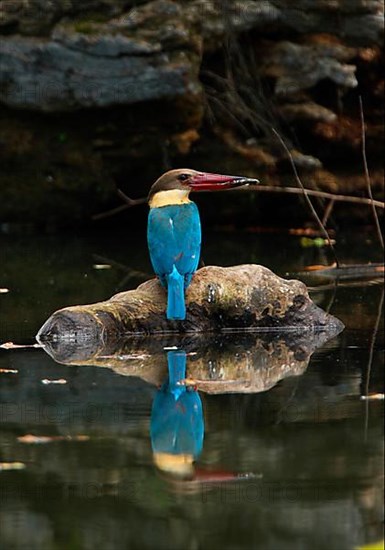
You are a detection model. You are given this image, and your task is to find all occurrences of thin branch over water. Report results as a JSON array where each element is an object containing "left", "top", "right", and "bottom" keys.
[
  {"left": 92, "top": 168, "right": 384, "bottom": 222},
  {"left": 272, "top": 128, "right": 340, "bottom": 268},
  {"left": 359, "top": 96, "right": 384, "bottom": 250},
  {"left": 243, "top": 185, "right": 384, "bottom": 209}
]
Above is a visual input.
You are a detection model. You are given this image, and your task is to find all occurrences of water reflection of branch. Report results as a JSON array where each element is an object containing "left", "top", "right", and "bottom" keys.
[
  {"left": 296, "top": 263, "right": 383, "bottom": 316},
  {"left": 92, "top": 253, "right": 150, "bottom": 290},
  {"left": 363, "top": 286, "right": 384, "bottom": 440},
  {"left": 274, "top": 377, "right": 301, "bottom": 426},
  {"left": 307, "top": 279, "right": 384, "bottom": 292},
  {"left": 323, "top": 281, "right": 338, "bottom": 316},
  {"left": 299, "top": 263, "right": 384, "bottom": 283}
]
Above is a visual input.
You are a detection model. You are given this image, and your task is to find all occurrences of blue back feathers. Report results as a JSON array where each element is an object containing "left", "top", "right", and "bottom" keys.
[{"left": 147, "top": 202, "right": 201, "bottom": 320}]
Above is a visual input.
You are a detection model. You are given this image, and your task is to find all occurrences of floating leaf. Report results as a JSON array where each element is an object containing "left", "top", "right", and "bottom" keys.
[
  {"left": 300, "top": 237, "right": 336, "bottom": 248},
  {"left": 356, "top": 541, "right": 384, "bottom": 550},
  {"left": 290, "top": 227, "right": 336, "bottom": 237},
  {"left": 303, "top": 263, "right": 337, "bottom": 272},
  {"left": 360, "top": 393, "right": 384, "bottom": 401},
  {"left": 0, "top": 342, "right": 41, "bottom": 350},
  {"left": 93, "top": 264, "right": 112, "bottom": 270},
  {"left": 17, "top": 434, "right": 90, "bottom": 444},
  {"left": 0, "top": 368, "right": 18, "bottom": 374},
  {"left": 0, "top": 462, "right": 26, "bottom": 471}
]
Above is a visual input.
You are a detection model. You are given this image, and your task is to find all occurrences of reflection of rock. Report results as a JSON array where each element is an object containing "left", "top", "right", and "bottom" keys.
[
  {"left": 39, "top": 324, "right": 343, "bottom": 394},
  {"left": 37, "top": 265, "right": 344, "bottom": 340},
  {"left": 0, "top": 332, "right": 383, "bottom": 550}
]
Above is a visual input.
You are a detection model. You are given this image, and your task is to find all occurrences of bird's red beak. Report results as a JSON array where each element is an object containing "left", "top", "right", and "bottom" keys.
[{"left": 189, "top": 172, "right": 259, "bottom": 191}]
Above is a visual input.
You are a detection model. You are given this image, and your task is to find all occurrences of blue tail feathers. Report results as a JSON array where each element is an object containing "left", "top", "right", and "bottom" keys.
[{"left": 166, "top": 265, "right": 186, "bottom": 320}]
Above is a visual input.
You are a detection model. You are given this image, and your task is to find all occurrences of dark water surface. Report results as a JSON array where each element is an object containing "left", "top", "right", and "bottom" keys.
[{"left": 0, "top": 228, "right": 383, "bottom": 550}]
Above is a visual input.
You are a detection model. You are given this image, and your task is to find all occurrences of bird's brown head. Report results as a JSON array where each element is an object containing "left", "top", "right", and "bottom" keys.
[{"left": 148, "top": 168, "right": 259, "bottom": 203}]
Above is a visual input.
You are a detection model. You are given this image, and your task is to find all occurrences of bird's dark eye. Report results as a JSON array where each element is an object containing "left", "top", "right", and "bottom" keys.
[{"left": 178, "top": 174, "right": 190, "bottom": 182}]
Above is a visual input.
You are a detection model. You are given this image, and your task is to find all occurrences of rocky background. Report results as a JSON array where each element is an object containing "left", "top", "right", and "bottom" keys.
[{"left": 0, "top": 0, "right": 384, "bottom": 226}]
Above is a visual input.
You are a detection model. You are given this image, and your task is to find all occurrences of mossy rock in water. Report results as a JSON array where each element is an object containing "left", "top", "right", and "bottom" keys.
[{"left": 37, "top": 264, "right": 344, "bottom": 341}]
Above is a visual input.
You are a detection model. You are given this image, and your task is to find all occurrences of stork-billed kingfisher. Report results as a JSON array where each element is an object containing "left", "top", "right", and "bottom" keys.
[{"left": 147, "top": 169, "right": 258, "bottom": 320}]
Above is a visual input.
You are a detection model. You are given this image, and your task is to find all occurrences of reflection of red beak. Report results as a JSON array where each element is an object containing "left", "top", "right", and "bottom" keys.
[
  {"left": 189, "top": 172, "right": 259, "bottom": 191},
  {"left": 193, "top": 467, "right": 239, "bottom": 482},
  {"left": 193, "top": 468, "right": 257, "bottom": 483}
]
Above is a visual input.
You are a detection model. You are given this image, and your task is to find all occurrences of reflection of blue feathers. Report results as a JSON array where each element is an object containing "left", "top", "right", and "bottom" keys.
[
  {"left": 150, "top": 351, "right": 204, "bottom": 457},
  {"left": 147, "top": 203, "right": 201, "bottom": 320}
]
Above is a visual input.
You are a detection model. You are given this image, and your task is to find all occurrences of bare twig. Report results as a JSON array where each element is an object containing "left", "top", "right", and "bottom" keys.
[
  {"left": 93, "top": 203, "right": 132, "bottom": 221},
  {"left": 359, "top": 96, "right": 384, "bottom": 250},
  {"left": 244, "top": 186, "right": 384, "bottom": 209},
  {"left": 116, "top": 189, "right": 147, "bottom": 207},
  {"left": 93, "top": 167, "right": 385, "bottom": 223},
  {"left": 272, "top": 128, "right": 340, "bottom": 268},
  {"left": 321, "top": 200, "right": 335, "bottom": 226},
  {"left": 93, "top": 189, "right": 147, "bottom": 221}
]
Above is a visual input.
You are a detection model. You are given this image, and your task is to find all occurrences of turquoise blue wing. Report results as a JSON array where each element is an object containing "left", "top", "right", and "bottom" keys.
[{"left": 147, "top": 203, "right": 201, "bottom": 285}]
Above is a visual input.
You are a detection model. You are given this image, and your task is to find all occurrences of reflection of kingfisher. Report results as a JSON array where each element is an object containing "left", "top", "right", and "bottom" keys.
[
  {"left": 147, "top": 169, "right": 258, "bottom": 320},
  {"left": 150, "top": 350, "right": 204, "bottom": 478},
  {"left": 150, "top": 349, "right": 256, "bottom": 485}
]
